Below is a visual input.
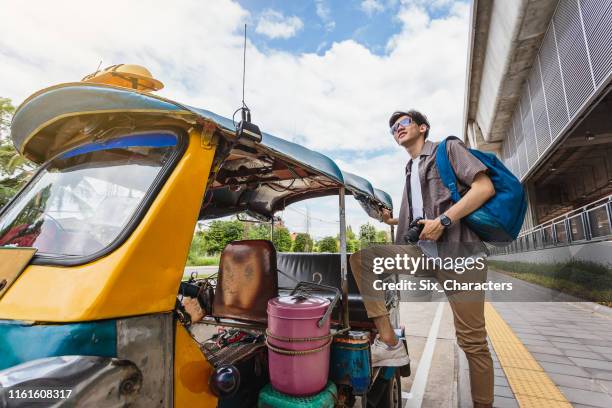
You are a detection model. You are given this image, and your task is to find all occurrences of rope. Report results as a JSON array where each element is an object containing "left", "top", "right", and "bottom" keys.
[
  {"left": 266, "top": 337, "right": 332, "bottom": 356},
  {"left": 266, "top": 329, "right": 332, "bottom": 343}
]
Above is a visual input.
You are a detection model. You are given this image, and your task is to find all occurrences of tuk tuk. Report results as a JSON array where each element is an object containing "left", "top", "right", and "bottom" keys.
[{"left": 0, "top": 65, "right": 409, "bottom": 407}]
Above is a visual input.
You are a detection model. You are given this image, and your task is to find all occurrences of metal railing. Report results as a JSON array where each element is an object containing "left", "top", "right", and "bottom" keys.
[{"left": 490, "top": 194, "right": 612, "bottom": 255}]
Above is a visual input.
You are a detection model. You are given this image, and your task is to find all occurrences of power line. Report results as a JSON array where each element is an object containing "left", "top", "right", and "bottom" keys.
[{"left": 286, "top": 206, "right": 339, "bottom": 225}]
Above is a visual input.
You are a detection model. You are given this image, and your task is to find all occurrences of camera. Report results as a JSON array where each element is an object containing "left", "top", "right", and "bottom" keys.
[{"left": 405, "top": 217, "right": 425, "bottom": 243}]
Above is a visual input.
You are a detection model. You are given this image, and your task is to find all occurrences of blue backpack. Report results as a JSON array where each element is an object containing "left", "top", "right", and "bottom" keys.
[{"left": 435, "top": 136, "right": 527, "bottom": 244}]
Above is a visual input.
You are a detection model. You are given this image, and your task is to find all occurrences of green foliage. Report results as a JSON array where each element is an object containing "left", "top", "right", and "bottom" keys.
[
  {"left": 359, "top": 223, "right": 377, "bottom": 246},
  {"left": 335, "top": 226, "right": 359, "bottom": 252},
  {"left": 317, "top": 236, "right": 338, "bottom": 253},
  {"left": 187, "top": 232, "right": 209, "bottom": 265},
  {"left": 346, "top": 239, "right": 360, "bottom": 253},
  {"left": 375, "top": 230, "right": 389, "bottom": 243},
  {"left": 187, "top": 253, "right": 220, "bottom": 266},
  {"left": 0, "top": 98, "right": 15, "bottom": 132},
  {"left": 292, "top": 232, "right": 313, "bottom": 252},
  {"left": 204, "top": 219, "right": 244, "bottom": 253},
  {"left": 273, "top": 226, "right": 292, "bottom": 252},
  {"left": 346, "top": 225, "right": 356, "bottom": 241},
  {"left": 247, "top": 223, "right": 272, "bottom": 240},
  {"left": 490, "top": 259, "right": 612, "bottom": 306},
  {"left": 1, "top": 98, "right": 33, "bottom": 209}
]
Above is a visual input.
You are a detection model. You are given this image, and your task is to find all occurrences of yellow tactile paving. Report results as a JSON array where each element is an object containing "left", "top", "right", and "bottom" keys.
[{"left": 485, "top": 303, "right": 572, "bottom": 408}]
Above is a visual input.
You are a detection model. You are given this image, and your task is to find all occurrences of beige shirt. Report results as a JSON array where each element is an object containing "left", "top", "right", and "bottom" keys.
[{"left": 394, "top": 138, "right": 488, "bottom": 255}]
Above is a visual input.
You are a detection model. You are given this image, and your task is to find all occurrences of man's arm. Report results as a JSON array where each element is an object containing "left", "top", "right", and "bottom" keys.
[
  {"left": 418, "top": 172, "right": 495, "bottom": 241},
  {"left": 382, "top": 209, "right": 399, "bottom": 226}
]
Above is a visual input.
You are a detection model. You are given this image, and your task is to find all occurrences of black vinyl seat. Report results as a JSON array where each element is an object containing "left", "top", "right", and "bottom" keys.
[{"left": 277, "top": 253, "right": 395, "bottom": 325}]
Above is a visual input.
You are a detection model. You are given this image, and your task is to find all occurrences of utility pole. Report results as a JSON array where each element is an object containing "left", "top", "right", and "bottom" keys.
[{"left": 306, "top": 205, "right": 311, "bottom": 236}]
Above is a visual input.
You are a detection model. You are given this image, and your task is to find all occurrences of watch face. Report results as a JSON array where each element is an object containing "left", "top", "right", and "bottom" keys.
[{"left": 441, "top": 215, "right": 451, "bottom": 226}]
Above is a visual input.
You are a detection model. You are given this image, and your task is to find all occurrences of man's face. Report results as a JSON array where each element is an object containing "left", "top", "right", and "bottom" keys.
[{"left": 392, "top": 115, "right": 422, "bottom": 147}]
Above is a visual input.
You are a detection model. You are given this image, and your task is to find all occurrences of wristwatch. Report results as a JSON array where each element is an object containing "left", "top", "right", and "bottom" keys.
[{"left": 439, "top": 214, "right": 452, "bottom": 228}]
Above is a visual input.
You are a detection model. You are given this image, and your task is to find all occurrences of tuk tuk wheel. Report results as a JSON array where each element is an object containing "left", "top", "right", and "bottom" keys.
[
  {"left": 379, "top": 370, "right": 401, "bottom": 408},
  {"left": 366, "top": 370, "right": 401, "bottom": 408}
]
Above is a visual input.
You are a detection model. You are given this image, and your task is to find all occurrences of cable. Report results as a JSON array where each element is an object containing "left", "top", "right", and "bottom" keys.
[
  {"left": 285, "top": 206, "right": 339, "bottom": 224},
  {"left": 265, "top": 177, "right": 298, "bottom": 192}
]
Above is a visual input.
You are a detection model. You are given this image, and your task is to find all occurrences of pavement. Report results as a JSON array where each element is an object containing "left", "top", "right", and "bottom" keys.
[{"left": 401, "top": 269, "right": 612, "bottom": 408}]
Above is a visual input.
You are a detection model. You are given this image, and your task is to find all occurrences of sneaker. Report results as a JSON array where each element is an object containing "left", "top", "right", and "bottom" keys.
[{"left": 371, "top": 336, "right": 410, "bottom": 367}]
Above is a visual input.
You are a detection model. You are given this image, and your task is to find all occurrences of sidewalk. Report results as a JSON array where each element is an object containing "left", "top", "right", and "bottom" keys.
[
  {"left": 399, "top": 270, "right": 612, "bottom": 407},
  {"left": 490, "top": 301, "right": 612, "bottom": 407}
]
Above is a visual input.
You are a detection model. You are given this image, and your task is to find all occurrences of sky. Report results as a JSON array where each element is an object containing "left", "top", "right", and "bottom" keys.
[{"left": 0, "top": 0, "right": 471, "bottom": 239}]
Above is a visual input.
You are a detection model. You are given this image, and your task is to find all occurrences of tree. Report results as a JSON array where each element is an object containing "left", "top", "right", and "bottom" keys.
[
  {"left": 247, "top": 223, "right": 272, "bottom": 240},
  {"left": 0, "top": 98, "right": 15, "bottom": 133},
  {"left": 187, "top": 231, "right": 208, "bottom": 265},
  {"left": 359, "top": 223, "right": 377, "bottom": 247},
  {"left": 204, "top": 219, "right": 244, "bottom": 254},
  {"left": 1, "top": 98, "right": 33, "bottom": 208},
  {"left": 346, "top": 239, "right": 359, "bottom": 253},
  {"left": 292, "top": 232, "right": 313, "bottom": 252},
  {"left": 318, "top": 236, "right": 338, "bottom": 253},
  {"left": 337, "top": 226, "right": 359, "bottom": 253},
  {"left": 272, "top": 226, "right": 292, "bottom": 252},
  {"left": 346, "top": 225, "right": 356, "bottom": 240},
  {"left": 375, "top": 230, "right": 389, "bottom": 243}
]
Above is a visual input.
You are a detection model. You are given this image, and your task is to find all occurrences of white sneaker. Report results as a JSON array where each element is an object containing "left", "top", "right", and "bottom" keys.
[{"left": 371, "top": 336, "right": 410, "bottom": 367}]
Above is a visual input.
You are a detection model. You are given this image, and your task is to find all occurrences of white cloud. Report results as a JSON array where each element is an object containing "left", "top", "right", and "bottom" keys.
[
  {"left": 315, "top": 0, "right": 330, "bottom": 20},
  {"left": 0, "top": 0, "right": 470, "bottom": 238},
  {"left": 399, "top": 0, "right": 457, "bottom": 12},
  {"left": 361, "top": 0, "right": 385, "bottom": 15},
  {"left": 316, "top": 41, "right": 328, "bottom": 54},
  {"left": 255, "top": 9, "right": 303, "bottom": 39},
  {"left": 314, "top": 0, "right": 336, "bottom": 31}
]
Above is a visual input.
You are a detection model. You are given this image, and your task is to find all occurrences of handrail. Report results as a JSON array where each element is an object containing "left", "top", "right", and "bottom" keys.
[
  {"left": 519, "top": 194, "right": 611, "bottom": 237},
  {"left": 491, "top": 194, "right": 611, "bottom": 256}
]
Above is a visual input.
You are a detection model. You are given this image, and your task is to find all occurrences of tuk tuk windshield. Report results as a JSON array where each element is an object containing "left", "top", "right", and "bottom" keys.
[{"left": 0, "top": 133, "right": 178, "bottom": 257}]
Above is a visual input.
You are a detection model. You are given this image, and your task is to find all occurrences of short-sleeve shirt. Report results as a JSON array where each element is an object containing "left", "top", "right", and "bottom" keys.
[{"left": 394, "top": 138, "right": 488, "bottom": 255}]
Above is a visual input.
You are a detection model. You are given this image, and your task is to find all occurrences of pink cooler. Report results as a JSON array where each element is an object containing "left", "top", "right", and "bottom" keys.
[{"left": 266, "top": 293, "right": 333, "bottom": 396}]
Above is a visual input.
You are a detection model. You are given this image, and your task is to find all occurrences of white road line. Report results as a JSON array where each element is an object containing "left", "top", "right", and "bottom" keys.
[{"left": 403, "top": 302, "right": 445, "bottom": 408}]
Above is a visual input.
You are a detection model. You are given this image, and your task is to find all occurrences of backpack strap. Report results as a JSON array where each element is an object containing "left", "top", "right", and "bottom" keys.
[{"left": 435, "top": 136, "right": 462, "bottom": 203}]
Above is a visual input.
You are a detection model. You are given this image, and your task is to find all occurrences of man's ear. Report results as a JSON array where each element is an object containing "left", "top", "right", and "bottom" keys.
[{"left": 419, "top": 124, "right": 428, "bottom": 135}]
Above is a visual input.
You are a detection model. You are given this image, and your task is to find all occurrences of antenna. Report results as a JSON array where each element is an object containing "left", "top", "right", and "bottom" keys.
[
  {"left": 95, "top": 60, "right": 103, "bottom": 73},
  {"left": 233, "top": 24, "right": 262, "bottom": 143},
  {"left": 242, "top": 24, "right": 247, "bottom": 111}
]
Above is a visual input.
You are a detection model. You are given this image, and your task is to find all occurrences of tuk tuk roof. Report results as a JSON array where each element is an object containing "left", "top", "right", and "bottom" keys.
[{"left": 11, "top": 83, "right": 393, "bottom": 219}]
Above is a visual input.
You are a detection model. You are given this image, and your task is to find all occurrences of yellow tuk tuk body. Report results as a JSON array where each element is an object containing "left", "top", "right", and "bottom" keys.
[{"left": 0, "top": 75, "right": 394, "bottom": 406}]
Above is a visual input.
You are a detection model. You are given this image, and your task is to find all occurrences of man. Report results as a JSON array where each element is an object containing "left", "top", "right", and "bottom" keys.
[{"left": 349, "top": 109, "right": 495, "bottom": 407}]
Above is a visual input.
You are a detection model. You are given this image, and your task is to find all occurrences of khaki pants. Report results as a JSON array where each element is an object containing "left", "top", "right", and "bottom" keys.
[{"left": 349, "top": 245, "right": 494, "bottom": 405}]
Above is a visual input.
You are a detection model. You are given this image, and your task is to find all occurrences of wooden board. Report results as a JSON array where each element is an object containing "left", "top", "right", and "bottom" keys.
[{"left": 0, "top": 247, "right": 37, "bottom": 300}]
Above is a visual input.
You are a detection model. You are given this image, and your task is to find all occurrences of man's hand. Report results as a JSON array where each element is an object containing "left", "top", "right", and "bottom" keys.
[
  {"left": 382, "top": 209, "right": 398, "bottom": 226},
  {"left": 182, "top": 297, "right": 204, "bottom": 322},
  {"left": 418, "top": 218, "right": 445, "bottom": 241}
]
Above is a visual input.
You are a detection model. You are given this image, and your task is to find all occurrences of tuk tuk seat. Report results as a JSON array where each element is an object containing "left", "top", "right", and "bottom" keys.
[
  {"left": 212, "top": 240, "right": 278, "bottom": 324},
  {"left": 276, "top": 253, "right": 395, "bottom": 325}
]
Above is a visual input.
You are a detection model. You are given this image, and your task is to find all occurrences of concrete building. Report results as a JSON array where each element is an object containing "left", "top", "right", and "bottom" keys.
[{"left": 463, "top": 0, "right": 612, "bottom": 265}]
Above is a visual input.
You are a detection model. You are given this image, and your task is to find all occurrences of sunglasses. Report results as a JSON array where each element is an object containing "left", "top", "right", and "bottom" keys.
[{"left": 390, "top": 117, "right": 413, "bottom": 135}]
